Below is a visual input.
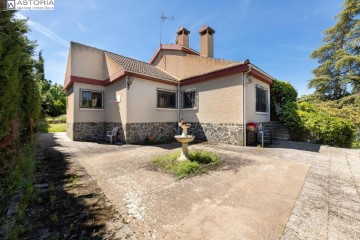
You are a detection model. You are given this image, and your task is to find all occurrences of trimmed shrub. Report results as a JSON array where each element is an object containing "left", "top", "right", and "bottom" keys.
[{"left": 282, "top": 101, "right": 356, "bottom": 148}]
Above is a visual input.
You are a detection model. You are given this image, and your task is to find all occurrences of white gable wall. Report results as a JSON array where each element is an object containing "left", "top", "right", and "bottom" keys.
[
  {"left": 126, "top": 78, "right": 177, "bottom": 123},
  {"left": 105, "top": 77, "right": 127, "bottom": 123},
  {"left": 180, "top": 73, "right": 244, "bottom": 124},
  {"left": 70, "top": 42, "right": 108, "bottom": 81},
  {"left": 245, "top": 77, "right": 271, "bottom": 123}
]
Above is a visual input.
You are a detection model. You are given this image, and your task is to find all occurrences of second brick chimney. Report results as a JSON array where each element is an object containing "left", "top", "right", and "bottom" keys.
[
  {"left": 176, "top": 27, "right": 190, "bottom": 48},
  {"left": 199, "top": 25, "right": 215, "bottom": 58}
]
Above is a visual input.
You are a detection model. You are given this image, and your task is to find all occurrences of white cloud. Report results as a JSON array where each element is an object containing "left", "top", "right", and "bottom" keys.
[
  {"left": 72, "top": 19, "right": 87, "bottom": 32},
  {"left": 15, "top": 12, "right": 69, "bottom": 48}
]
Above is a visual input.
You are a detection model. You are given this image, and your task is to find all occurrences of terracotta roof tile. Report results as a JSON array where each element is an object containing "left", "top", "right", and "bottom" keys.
[
  {"left": 181, "top": 62, "right": 244, "bottom": 80},
  {"left": 105, "top": 51, "right": 178, "bottom": 82}
]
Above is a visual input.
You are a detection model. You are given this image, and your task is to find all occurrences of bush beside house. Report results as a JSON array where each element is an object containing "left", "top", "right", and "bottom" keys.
[{"left": 282, "top": 101, "right": 356, "bottom": 148}]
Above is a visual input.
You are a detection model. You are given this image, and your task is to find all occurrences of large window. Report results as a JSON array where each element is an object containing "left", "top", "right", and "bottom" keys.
[
  {"left": 157, "top": 89, "right": 177, "bottom": 109},
  {"left": 182, "top": 90, "right": 196, "bottom": 109},
  {"left": 256, "top": 85, "right": 268, "bottom": 113},
  {"left": 80, "top": 89, "right": 104, "bottom": 109}
]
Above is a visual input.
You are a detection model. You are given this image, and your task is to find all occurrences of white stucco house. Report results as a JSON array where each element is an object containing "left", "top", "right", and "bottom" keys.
[{"left": 64, "top": 25, "right": 274, "bottom": 146}]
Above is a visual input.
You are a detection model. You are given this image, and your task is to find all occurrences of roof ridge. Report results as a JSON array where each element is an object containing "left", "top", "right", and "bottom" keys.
[
  {"left": 104, "top": 50, "right": 178, "bottom": 82},
  {"left": 181, "top": 45, "right": 199, "bottom": 54},
  {"left": 71, "top": 41, "right": 107, "bottom": 53},
  {"left": 249, "top": 63, "right": 275, "bottom": 80},
  {"left": 71, "top": 41, "right": 156, "bottom": 68},
  {"left": 104, "top": 51, "right": 154, "bottom": 66},
  {"left": 181, "top": 62, "right": 244, "bottom": 80},
  {"left": 154, "top": 66, "right": 180, "bottom": 81},
  {"left": 185, "top": 52, "right": 240, "bottom": 64}
]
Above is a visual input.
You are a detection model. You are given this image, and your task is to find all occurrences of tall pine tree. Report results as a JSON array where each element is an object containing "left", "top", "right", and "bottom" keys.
[{"left": 309, "top": 0, "right": 360, "bottom": 99}]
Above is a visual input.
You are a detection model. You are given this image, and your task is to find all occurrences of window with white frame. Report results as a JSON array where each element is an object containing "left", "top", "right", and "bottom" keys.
[
  {"left": 256, "top": 85, "right": 268, "bottom": 113},
  {"left": 182, "top": 89, "right": 196, "bottom": 109},
  {"left": 80, "top": 89, "right": 104, "bottom": 109},
  {"left": 157, "top": 89, "right": 177, "bottom": 108}
]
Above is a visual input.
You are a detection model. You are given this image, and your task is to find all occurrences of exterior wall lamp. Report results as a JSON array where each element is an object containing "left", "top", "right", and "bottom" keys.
[
  {"left": 246, "top": 74, "right": 253, "bottom": 84},
  {"left": 126, "top": 76, "right": 133, "bottom": 90}
]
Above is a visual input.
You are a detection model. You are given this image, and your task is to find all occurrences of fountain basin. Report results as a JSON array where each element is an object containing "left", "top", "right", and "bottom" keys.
[
  {"left": 175, "top": 121, "right": 195, "bottom": 161},
  {"left": 174, "top": 135, "right": 195, "bottom": 143}
]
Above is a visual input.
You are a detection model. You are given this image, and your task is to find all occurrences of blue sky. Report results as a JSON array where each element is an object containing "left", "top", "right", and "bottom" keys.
[{"left": 16, "top": 0, "right": 344, "bottom": 96}]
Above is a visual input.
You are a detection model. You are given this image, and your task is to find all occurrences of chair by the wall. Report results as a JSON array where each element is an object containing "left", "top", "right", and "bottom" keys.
[{"left": 106, "top": 127, "right": 119, "bottom": 144}]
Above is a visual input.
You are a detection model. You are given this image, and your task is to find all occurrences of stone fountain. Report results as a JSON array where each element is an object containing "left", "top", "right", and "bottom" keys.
[{"left": 174, "top": 120, "right": 195, "bottom": 161}]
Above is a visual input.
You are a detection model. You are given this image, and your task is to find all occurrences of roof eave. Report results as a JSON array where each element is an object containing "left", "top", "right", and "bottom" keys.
[
  {"left": 64, "top": 70, "right": 179, "bottom": 90},
  {"left": 180, "top": 64, "right": 273, "bottom": 86}
]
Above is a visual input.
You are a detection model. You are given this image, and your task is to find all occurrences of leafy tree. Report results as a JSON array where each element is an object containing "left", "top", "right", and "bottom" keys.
[
  {"left": 43, "top": 83, "right": 66, "bottom": 117},
  {"left": 34, "top": 51, "right": 66, "bottom": 117},
  {"left": 309, "top": 0, "right": 360, "bottom": 99}
]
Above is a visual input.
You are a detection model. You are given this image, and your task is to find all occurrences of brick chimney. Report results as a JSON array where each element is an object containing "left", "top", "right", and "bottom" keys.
[
  {"left": 176, "top": 27, "right": 190, "bottom": 48},
  {"left": 199, "top": 25, "right": 215, "bottom": 58}
]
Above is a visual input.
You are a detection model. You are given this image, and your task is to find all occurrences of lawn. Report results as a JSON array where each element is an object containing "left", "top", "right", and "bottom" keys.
[
  {"left": 151, "top": 150, "right": 219, "bottom": 179},
  {"left": 37, "top": 115, "right": 66, "bottom": 133}
]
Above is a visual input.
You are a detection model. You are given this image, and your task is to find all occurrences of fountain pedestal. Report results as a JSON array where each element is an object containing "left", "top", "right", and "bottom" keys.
[{"left": 174, "top": 123, "right": 195, "bottom": 161}]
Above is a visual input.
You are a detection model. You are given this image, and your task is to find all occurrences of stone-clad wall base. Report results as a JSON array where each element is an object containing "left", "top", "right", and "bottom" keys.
[
  {"left": 125, "top": 122, "right": 178, "bottom": 144},
  {"left": 188, "top": 122, "right": 244, "bottom": 146},
  {"left": 71, "top": 122, "right": 125, "bottom": 142},
  {"left": 68, "top": 121, "right": 243, "bottom": 145}
]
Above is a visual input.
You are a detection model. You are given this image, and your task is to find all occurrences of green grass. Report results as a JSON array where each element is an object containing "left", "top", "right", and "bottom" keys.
[
  {"left": 37, "top": 123, "right": 66, "bottom": 133},
  {"left": 36, "top": 114, "right": 67, "bottom": 133},
  {"left": 47, "top": 123, "right": 66, "bottom": 132},
  {"left": 45, "top": 114, "right": 66, "bottom": 124},
  {"left": 0, "top": 144, "right": 38, "bottom": 238},
  {"left": 151, "top": 150, "right": 219, "bottom": 179}
]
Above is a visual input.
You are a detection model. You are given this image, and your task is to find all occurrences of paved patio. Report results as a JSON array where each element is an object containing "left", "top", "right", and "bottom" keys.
[{"left": 40, "top": 133, "right": 360, "bottom": 239}]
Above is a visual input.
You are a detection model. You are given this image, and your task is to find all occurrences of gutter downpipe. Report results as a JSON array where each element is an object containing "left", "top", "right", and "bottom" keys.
[
  {"left": 177, "top": 81, "right": 181, "bottom": 133},
  {"left": 243, "top": 63, "right": 252, "bottom": 146}
]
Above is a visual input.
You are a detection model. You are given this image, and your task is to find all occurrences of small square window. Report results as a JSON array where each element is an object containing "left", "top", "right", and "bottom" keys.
[
  {"left": 80, "top": 90, "right": 104, "bottom": 109},
  {"left": 182, "top": 90, "right": 196, "bottom": 109},
  {"left": 256, "top": 85, "right": 268, "bottom": 113},
  {"left": 157, "top": 89, "right": 177, "bottom": 108}
]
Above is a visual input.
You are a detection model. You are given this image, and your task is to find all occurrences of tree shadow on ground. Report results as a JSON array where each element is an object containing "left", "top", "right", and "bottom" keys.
[
  {"left": 268, "top": 140, "right": 321, "bottom": 153},
  {"left": 21, "top": 133, "right": 134, "bottom": 239}
]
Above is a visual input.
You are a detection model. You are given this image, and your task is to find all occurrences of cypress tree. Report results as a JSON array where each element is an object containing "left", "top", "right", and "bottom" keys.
[{"left": 0, "top": 7, "right": 40, "bottom": 150}]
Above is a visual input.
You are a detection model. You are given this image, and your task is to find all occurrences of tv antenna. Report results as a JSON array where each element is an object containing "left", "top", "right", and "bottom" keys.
[{"left": 160, "top": 13, "right": 174, "bottom": 45}]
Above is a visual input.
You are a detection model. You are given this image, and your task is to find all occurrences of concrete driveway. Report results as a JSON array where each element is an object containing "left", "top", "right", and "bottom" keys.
[{"left": 41, "top": 133, "right": 360, "bottom": 239}]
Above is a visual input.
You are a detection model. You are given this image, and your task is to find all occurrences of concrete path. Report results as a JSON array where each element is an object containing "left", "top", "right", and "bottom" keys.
[
  {"left": 209, "top": 142, "right": 360, "bottom": 240},
  {"left": 40, "top": 133, "right": 360, "bottom": 239}
]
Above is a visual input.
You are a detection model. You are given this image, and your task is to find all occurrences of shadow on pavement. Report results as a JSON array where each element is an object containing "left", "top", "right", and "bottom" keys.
[
  {"left": 22, "top": 133, "right": 131, "bottom": 239},
  {"left": 269, "top": 140, "right": 321, "bottom": 153}
]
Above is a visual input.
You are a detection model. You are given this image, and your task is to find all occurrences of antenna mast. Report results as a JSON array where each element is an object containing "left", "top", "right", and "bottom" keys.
[{"left": 160, "top": 13, "right": 174, "bottom": 45}]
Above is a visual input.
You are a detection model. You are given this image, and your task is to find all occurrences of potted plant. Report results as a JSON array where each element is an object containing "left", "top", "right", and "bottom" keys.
[
  {"left": 246, "top": 122, "right": 257, "bottom": 132},
  {"left": 146, "top": 135, "right": 155, "bottom": 142}
]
